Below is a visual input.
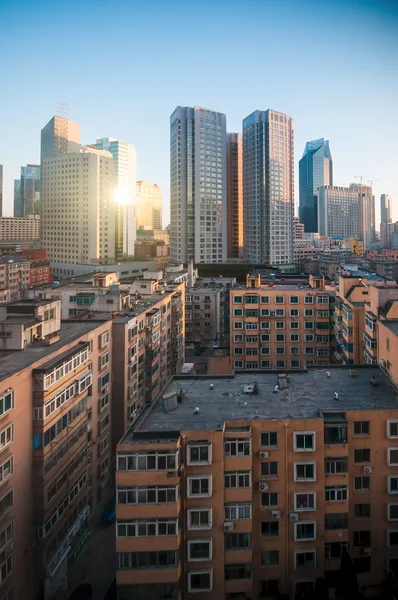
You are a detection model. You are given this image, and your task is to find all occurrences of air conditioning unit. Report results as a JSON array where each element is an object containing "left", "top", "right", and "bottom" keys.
[
  {"left": 224, "top": 522, "right": 234, "bottom": 532},
  {"left": 362, "top": 547, "right": 372, "bottom": 556},
  {"left": 260, "top": 451, "right": 269, "bottom": 459},
  {"left": 259, "top": 482, "right": 268, "bottom": 492},
  {"left": 290, "top": 513, "right": 299, "bottom": 522},
  {"left": 272, "top": 510, "right": 281, "bottom": 520},
  {"left": 364, "top": 466, "right": 373, "bottom": 474}
]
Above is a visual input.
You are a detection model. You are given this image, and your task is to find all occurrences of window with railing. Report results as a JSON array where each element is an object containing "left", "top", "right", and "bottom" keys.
[
  {"left": 118, "top": 551, "right": 178, "bottom": 569},
  {"left": 224, "top": 439, "right": 251, "bottom": 457},
  {"left": 117, "top": 451, "right": 178, "bottom": 471},
  {"left": 325, "top": 513, "right": 348, "bottom": 530}
]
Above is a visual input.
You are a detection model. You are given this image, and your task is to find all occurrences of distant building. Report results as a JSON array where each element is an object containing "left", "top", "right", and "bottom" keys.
[
  {"left": 14, "top": 165, "right": 41, "bottom": 217},
  {"left": 40, "top": 115, "right": 81, "bottom": 161},
  {"left": 0, "top": 255, "right": 30, "bottom": 299},
  {"left": 243, "top": 109, "right": 294, "bottom": 264},
  {"left": 136, "top": 181, "right": 162, "bottom": 231},
  {"left": 0, "top": 164, "right": 3, "bottom": 216},
  {"left": 299, "top": 138, "right": 332, "bottom": 233},
  {"left": 350, "top": 183, "right": 373, "bottom": 250},
  {"left": 293, "top": 216, "right": 305, "bottom": 241},
  {"left": 134, "top": 240, "right": 170, "bottom": 271},
  {"left": 318, "top": 186, "right": 360, "bottom": 239},
  {"left": 185, "top": 286, "right": 222, "bottom": 345},
  {"left": 226, "top": 133, "right": 243, "bottom": 259},
  {"left": 19, "top": 248, "right": 51, "bottom": 287},
  {"left": 0, "top": 215, "right": 40, "bottom": 241},
  {"left": 380, "top": 194, "right": 393, "bottom": 248},
  {"left": 170, "top": 106, "right": 227, "bottom": 264}
]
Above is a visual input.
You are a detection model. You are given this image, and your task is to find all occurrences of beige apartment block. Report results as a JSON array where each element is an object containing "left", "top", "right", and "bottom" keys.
[
  {"left": 0, "top": 298, "right": 112, "bottom": 600},
  {"left": 115, "top": 368, "right": 398, "bottom": 600},
  {"left": 0, "top": 215, "right": 40, "bottom": 241},
  {"left": 0, "top": 257, "right": 30, "bottom": 301},
  {"left": 230, "top": 274, "right": 334, "bottom": 371},
  {"left": 136, "top": 181, "right": 162, "bottom": 231}
]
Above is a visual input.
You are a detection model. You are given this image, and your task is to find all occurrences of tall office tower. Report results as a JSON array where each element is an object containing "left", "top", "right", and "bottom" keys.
[
  {"left": 318, "top": 186, "right": 360, "bottom": 239},
  {"left": 0, "top": 164, "right": 3, "bottom": 216},
  {"left": 170, "top": 106, "right": 227, "bottom": 264},
  {"left": 14, "top": 164, "right": 41, "bottom": 216},
  {"left": 93, "top": 137, "right": 137, "bottom": 258},
  {"left": 136, "top": 180, "right": 162, "bottom": 230},
  {"left": 243, "top": 109, "right": 294, "bottom": 265},
  {"left": 226, "top": 133, "right": 243, "bottom": 259},
  {"left": 380, "top": 194, "right": 392, "bottom": 247},
  {"left": 40, "top": 115, "right": 81, "bottom": 161},
  {"left": 40, "top": 146, "right": 116, "bottom": 263},
  {"left": 349, "top": 183, "right": 373, "bottom": 250},
  {"left": 299, "top": 138, "right": 333, "bottom": 233},
  {"left": 371, "top": 194, "right": 376, "bottom": 242}
]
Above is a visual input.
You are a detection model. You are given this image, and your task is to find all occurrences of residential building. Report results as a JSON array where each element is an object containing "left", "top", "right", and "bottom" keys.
[
  {"left": 115, "top": 367, "right": 398, "bottom": 600},
  {"left": 14, "top": 165, "right": 40, "bottom": 217},
  {"left": 134, "top": 241, "right": 170, "bottom": 271},
  {"left": 93, "top": 137, "right": 137, "bottom": 259},
  {"left": 318, "top": 186, "right": 360, "bottom": 239},
  {"left": 342, "top": 238, "right": 364, "bottom": 257},
  {"left": 170, "top": 106, "right": 227, "bottom": 264},
  {"left": 226, "top": 133, "right": 243, "bottom": 259},
  {"left": 380, "top": 194, "right": 393, "bottom": 248},
  {"left": 19, "top": 249, "right": 51, "bottom": 287},
  {"left": 185, "top": 287, "right": 222, "bottom": 346},
  {"left": 0, "top": 298, "right": 112, "bottom": 599},
  {"left": 243, "top": 109, "right": 294, "bottom": 265},
  {"left": 136, "top": 181, "right": 162, "bottom": 231},
  {"left": 40, "top": 115, "right": 81, "bottom": 162},
  {"left": 0, "top": 164, "right": 3, "bottom": 216},
  {"left": 299, "top": 139, "right": 333, "bottom": 233},
  {"left": 0, "top": 215, "right": 40, "bottom": 242},
  {"left": 293, "top": 217, "right": 305, "bottom": 242},
  {"left": 40, "top": 143, "right": 117, "bottom": 264},
  {"left": 0, "top": 256, "right": 30, "bottom": 300},
  {"left": 111, "top": 283, "right": 185, "bottom": 450},
  {"left": 50, "top": 260, "right": 157, "bottom": 281}
]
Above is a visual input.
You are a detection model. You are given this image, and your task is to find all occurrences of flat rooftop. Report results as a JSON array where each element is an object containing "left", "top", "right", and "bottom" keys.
[
  {"left": 0, "top": 320, "right": 110, "bottom": 383},
  {"left": 125, "top": 368, "right": 398, "bottom": 441}
]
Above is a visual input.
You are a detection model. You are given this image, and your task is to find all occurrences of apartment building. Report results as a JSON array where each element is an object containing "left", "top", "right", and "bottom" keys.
[
  {"left": 111, "top": 283, "right": 185, "bottom": 450},
  {"left": 0, "top": 257, "right": 30, "bottom": 301},
  {"left": 229, "top": 274, "right": 334, "bottom": 371},
  {"left": 333, "top": 274, "right": 398, "bottom": 365},
  {"left": 0, "top": 298, "right": 112, "bottom": 600},
  {"left": 0, "top": 215, "right": 40, "bottom": 241},
  {"left": 18, "top": 249, "right": 51, "bottom": 287},
  {"left": 134, "top": 241, "right": 170, "bottom": 271},
  {"left": 115, "top": 368, "right": 398, "bottom": 600},
  {"left": 185, "top": 287, "right": 222, "bottom": 346}
]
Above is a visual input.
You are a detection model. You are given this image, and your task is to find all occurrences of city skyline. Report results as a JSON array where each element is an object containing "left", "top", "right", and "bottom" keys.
[{"left": 0, "top": 0, "right": 397, "bottom": 227}]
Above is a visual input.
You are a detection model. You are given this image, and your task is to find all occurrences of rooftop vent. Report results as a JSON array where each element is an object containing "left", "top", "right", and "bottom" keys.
[
  {"left": 194, "top": 407, "right": 199, "bottom": 414},
  {"left": 334, "top": 392, "right": 339, "bottom": 400},
  {"left": 243, "top": 382, "right": 258, "bottom": 395},
  {"left": 162, "top": 392, "right": 178, "bottom": 413},
  {"left": 209, "top": 384, "right": 214, "bottom": 390}
]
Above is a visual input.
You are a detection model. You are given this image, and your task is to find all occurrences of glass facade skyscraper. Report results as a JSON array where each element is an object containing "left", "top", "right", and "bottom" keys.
[
  {"left": 299, "top": 138, "right": 333, "bottom": 233},
  {"left": 170, "top": 106, "right": 227, "bottom": 264},
  {"left": 14, "top": 165, "right": 40, "bottom": 217}
]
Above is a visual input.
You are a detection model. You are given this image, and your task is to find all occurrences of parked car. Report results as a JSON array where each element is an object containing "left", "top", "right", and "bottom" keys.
[
  {"left": 101, "top": 495, "right": 116, "bottom": 525},
  {"left": 69, "top": 583, "right": 92, "bottom": 600}
]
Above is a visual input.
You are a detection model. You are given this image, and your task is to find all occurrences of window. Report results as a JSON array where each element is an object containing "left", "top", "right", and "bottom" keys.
[
  {"left": 389, "top": 476, "right": 398, "bottom": 494},
  {"left": 234, "top": 334, "right": 243, "bottom": 342},
  {"left": 354, "top": 476, "right": 370, "bottom": 491},
  {"left": 291, "top": 360, "right": 301, "bottom": 368},
  {"left": 261, "top": 296, "right": 270, "bottom": 304},
  {"left": 224, "top": 564, "right": 252, "bottom": 580},
  {"left": 225, "top": 471, "right": 251, "bottom": 488},
  {"left": 325, "top": 486, "right": 348, "bottom": 502},
  {"left": 354, "top": 530, "right": 371, "bottom": 546},
  {"left": 290, "top": 347, "right": 300, "bottom": 355},
  {"left": 304, "top": 296, "right": 313, "bottom": 304},
  {"left": 275, "top": 321, "right": 285, "bottom": 330},
  {"left": 276, "top": 360, "right": 285, "bottom": 368},
  {"left": 276, "top": 346, "right": 285, "bottom": 353},
  {"left": 295, "top": 550, "right": 316, "bottom": 569},
  {"left": 118, "top": 551, "right": 177, "bottom": 569},
  {"left": 295, "top": 522, "right": 316, "bottom": 541},
  {"left": 388, "top": 530, "right": 398, "bottom": 548},
  {"left": 233, "top": 308, "right": 243, "bottom": 317},
  {"left": 389, "top": 448, "right": 398, "bottom": 466},
  {"left": 290, "top": 321, "right": 300, "bottom": 330},
  {"left": 305, "top": 334, "right": 314, "bottom": 342},
  {"left": 234, "top": 321, "right": 243, "bottom": 330},
  {"left": 324, "top": 425, "right": 347, "bottom": 444},
  {"left": 188, "top": 477, "right": 212, "bottom": 498},
  {"left": 225, "top": 503, "right": 251, "bottom": 520},
  {"left": 261, "top": 432, "right": 278, "bottom": 448},
  {"left": 261, "top": 493, "right": 279, "bottom": 508},
  {"left": 294, "top": 431, "right": 315, "bottom": 452},
  {"left": 188, "top": 570, "right": 212, "bottom": 592},
  {"left": 325, "top": 514, "right": 348, "bottom": 530},
  {"left": 261, "top": 550, "right": 279, "bottom": 565},
  {"left": 117, "top": 486, "right": 178, "bottom": 505},
  {"left": 225, "top": 533, "right": 251, "bottom": 550},
  {"left": 100, "top": 330, "right": 110, "bottom": 348},
  {"left": 388, "top": 504, "right": 398, "bottom": 521},
  {"left": 261, "top": 462, "right": 278, "bottom": 477},
  {"left": 0, "top": 522, "right": 13, "bottom": 553},
  {"left": 354, "top": 421, "right": 369, "bottom": 435},
  {"left": 387, "top": 420, "right": 398, "bottom": 439},
  {"left": 0, "top": 425, "right": 13, "bottom": 451},
  {"left": 290, "top": 296, "right": 299, "bottom": 304},
  {"left": 294, "top": 462, "right": 316, "bottom": 482},
  {"left": 354, "top": 503, "right": 370, "bottom": 518},
  {"left": 225, "top": 439, "right": 251, "bottom": 457},
  {"left": 0, "top": 555, "right": 13, "bottom": 585},
  {"left": 275, "top": 309, "right": 285, "bottom": 317},
  {"left": 117, "top": 519, "right": 177, "bottom": 538},
  {"left": 261, "top": 360, "right": 271, "bottom": 368},
  {"left": 188, "top": 509, "right": 212, "bottom": 530},
  {"left": 188, "top": 444, "right": 211, "bottom": 465},
  {"left": 117, "top": 452, "right": 177, "bottom": 471},
  {"left": 262, "top": 521, "right": 279, "bottom": 537},
  {"left": 291, "top": 334, "right": 300, "bottom": 342},
  {"left": 0, "top": 392, "right": 13, "bottom": 418},
  {"left": 325, "top": 457, "right": 348, "bottom": 474},
  {"left": 0, "top": 456, "right": 13, "bottom": 485},
  {"left": 354, "top": 449, "right": 370, "bottom": 463},
  {"left": 0, "top": 490, "right": 13, "bottom": 519},
  {"left": 325, "top": 541, "right": 348, "bottom": 559},
  {"left": 275, "top": 296, "right": 284, "bottom": 304},
  {"left": 295, "top": 492, "right": 316, "bottom": 511},
  {"left": 233, "top": 296, "right": 243, "bottom": 304},
  {"left": 188, "top": 539, "right": 212, "bottom": 561}
]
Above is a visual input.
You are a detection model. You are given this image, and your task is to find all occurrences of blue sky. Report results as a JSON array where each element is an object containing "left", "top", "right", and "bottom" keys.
[{"left": 0, "top": 0, "right": 397, "bottom": 226}]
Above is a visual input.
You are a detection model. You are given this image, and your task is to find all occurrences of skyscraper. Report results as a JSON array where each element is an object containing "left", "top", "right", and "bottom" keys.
[
  {"left": 93, "top": 137, "right": 136, "bottom": 258},
  {"left": 136, "top": 180, "right": 162, "bottom": 230},
  {"left": 299, "top": 138, "right": 333, "bottom": 233},
  {"left": 170, "top": 106, "right": 227, "bottom": 264},
  {"left": 226, "top": 132, "right": 243, "bottom": 259},
  {"left": 350, "top": 183, "right": 373, "bottom": 250},
  {"left": 40, "top": 115, "right": 81, "bottom": 161},
  {"left": 242, "top": 109, "right": 294, "bottom": 264},
  {"left": 14, "top": 164, "right": 40, "bottom": 216},
  {"left": 380, "top": 193, "right": 392, "bottom": 247},
  {"left": 318, "top": 186, "right": 360, "bottom": 239},
  {"left": 0, "top": 164, "right": 3, "bottom": 216}
]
